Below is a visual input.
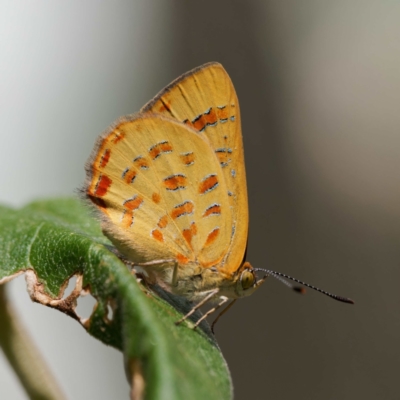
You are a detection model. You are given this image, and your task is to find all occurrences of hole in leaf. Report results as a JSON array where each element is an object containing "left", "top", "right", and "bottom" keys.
[
  {"left": 107, "top": 303, "right": 114, "bottom": 321},
  {"left": 62, "top": 275, "right": 78, "bottom": 300},
  {"left": 104, "top": 299, "right": 115, "bottom": 323},
  {"left": 76, "top": 291, "right": 97, "bottom": 321}
]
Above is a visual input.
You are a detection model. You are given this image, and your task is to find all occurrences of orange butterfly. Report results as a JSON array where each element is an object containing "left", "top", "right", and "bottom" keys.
[{"left": 83, "top": 63, "right": 353, "bottom": 329}]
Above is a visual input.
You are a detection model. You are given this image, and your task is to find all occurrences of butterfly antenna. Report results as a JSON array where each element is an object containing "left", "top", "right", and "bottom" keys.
[
  {"left": 254, "top": 268, "right": 354, "bottom": 304},
  {"left": 263, "top": 271, "right": 306, "bottom": 293}
]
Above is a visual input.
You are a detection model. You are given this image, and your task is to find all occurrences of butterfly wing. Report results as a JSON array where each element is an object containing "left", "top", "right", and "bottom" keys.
[
  {"left": 142, "top": 62, "right": 248, "bottom": 273},
  {"left": 84, "top": 114, "right": 233, "bottom": 268}
]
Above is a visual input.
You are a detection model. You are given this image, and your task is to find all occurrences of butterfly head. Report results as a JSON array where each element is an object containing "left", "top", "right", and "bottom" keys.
[{"left": 232, "top": 261, "right": 266, "bottom": 298}]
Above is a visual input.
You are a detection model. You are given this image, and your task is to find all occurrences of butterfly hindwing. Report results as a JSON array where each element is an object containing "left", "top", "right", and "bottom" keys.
[{"left": 85, "top": 114, "right": 233, "bottom": 267}]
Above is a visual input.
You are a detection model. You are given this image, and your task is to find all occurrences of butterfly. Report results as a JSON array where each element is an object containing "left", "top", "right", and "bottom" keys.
[{"left": 83, "top": 62, "right": 353, "bottom": 329}]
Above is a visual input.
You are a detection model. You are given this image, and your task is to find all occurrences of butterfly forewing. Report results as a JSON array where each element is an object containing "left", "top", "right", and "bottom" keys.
[
  {"left": 85, "top": 114, "right": 233, "bottom": 267},
  {"left": 142, "top": 62, "right": 248, "bottom": 273}
]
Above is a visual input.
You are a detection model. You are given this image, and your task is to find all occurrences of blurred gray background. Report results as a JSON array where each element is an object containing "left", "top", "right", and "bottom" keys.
[{"left": 1, "top": 1, "right": 399, "bottom": 399}]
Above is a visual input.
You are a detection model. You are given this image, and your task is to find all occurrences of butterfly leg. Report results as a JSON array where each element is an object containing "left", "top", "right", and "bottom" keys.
[
  {"left": 171, "top": 261, "right": 179, "bottom": 287},
  {"left": 135, "top": 259, "right": 175, "bottom": 267},
  {"left": 175, "top": 288, "right": 219, "bottom": 326},
  {"left": 211, "top": 299, "right": 237, "bottom": 333},
  {"left": 193, "top": 296, "right": 229, "bottom": 329},
  {"left": 128, "top": 258, "right": 176, "bottom": 283}
]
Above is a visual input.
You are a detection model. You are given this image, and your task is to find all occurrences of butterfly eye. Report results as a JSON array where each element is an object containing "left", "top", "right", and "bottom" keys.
[{"left": 240, "top": 269, "right": 255, "bottom": 290}]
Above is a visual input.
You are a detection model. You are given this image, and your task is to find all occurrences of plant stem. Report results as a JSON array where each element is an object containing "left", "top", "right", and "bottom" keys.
[{"left": 0, "top": 283, "right": 66, "bottom": 400}]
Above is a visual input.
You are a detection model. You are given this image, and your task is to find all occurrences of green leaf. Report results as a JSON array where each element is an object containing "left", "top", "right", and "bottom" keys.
[{"left": 0, "top": 198, "right": 232, "bottom": 400}]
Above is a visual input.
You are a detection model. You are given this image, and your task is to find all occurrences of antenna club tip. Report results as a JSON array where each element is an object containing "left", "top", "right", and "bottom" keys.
[
  {"left": 293, "top": 286, "right": 306, "bottom": 294},
  {"left": 334, "top": 296, "right": 354, "bottom": 304}
]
